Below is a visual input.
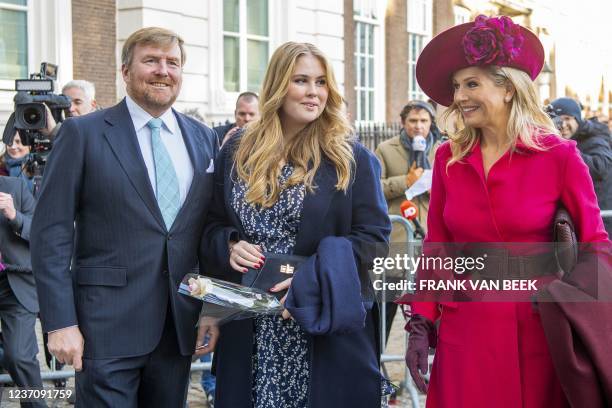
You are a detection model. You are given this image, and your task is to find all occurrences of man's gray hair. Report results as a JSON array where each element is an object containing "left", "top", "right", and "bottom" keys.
[{"left": 62, "top": 80, "right": 96, "bottom": 102}]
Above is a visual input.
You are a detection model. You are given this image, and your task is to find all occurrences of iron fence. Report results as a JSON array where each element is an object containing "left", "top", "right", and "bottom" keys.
[
  {"left": 197, "top": 119, "right": 402, "bottom": 153},
  {"left": 355, "top": 122, "right": 402, "bottom": 151}
]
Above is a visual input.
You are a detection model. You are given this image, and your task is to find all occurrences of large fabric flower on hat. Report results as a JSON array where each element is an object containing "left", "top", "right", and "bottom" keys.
[{"left": 462, "top": 15, "right": 524, "bottom": 65}]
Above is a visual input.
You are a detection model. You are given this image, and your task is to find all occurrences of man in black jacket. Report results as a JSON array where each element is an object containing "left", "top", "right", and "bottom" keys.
[
  {"left": 551, "top": 97, "right": 612, "bottom": 234},
  {"left": 213, "top": 91, "right": 259, "bottom": 146}
]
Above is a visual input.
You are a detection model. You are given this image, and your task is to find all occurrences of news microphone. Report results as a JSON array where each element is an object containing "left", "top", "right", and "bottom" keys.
[
  {"left": 400, "top": 199, "right": 426, "bottom": 239},
  {"left": 412, "top": 134, "right": 426, "bottom": 168}
]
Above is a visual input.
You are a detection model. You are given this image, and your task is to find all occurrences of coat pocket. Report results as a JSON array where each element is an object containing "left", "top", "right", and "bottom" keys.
[{"left": 75, "top": 266, "right": 127, "bottom": 287}]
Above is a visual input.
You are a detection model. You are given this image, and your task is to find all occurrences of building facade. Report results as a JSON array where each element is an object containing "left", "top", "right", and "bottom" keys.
[{"left": 1, "top": 0, "right": 609, "bottom": 131}]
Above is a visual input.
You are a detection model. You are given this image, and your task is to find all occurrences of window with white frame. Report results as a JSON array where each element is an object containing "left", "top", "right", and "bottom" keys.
[
  {"left": 407, "top": 0, "right": 432, "bottom": 101},
  {"left": 354, "top": 0, "right": 380, "bottom": 123},
  {"left": 223, "top": 0, "right": 269, "bottom": 93},
  {"left": 454, "top": 5, "right": 471, "bottom": 25},
  {"left": 0, "top": 0, "right": 28, "bottom": 80}
]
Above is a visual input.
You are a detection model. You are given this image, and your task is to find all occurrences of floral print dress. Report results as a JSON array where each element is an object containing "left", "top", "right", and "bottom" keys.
[{"left": 232, "top": 164, "right": 310, "bottom": 408}]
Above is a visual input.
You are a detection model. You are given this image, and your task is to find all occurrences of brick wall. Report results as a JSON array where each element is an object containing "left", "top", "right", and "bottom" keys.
[
  {"left": 385, "top": 0, "right": 408, "bottom": 122},
  {"left": 71, "top": 0, "right": 117, "bottom": 108}
]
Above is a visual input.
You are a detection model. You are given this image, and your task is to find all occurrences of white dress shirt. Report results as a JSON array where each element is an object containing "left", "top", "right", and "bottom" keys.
[{"left": 125, "top": 95, "right": 194, "bottom": 206}]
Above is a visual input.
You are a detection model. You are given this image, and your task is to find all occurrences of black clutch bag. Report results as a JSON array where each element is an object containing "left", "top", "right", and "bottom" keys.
[{"left": 242, "top": 252, "right": 307, "bottom": 299}]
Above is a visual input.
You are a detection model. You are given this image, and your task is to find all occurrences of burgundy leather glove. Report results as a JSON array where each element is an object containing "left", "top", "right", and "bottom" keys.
[{"left": 405, "top": 314, "right": 436, "bottom": 393}]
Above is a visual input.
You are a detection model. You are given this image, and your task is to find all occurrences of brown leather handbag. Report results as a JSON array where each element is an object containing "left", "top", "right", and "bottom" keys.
[{"left": 553, "top": 206, "right": 578, "bottom": 276}]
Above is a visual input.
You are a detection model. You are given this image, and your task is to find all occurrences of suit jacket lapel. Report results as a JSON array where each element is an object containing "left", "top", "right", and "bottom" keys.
[
  {"left": 294, "top": 160, "right": 337, "bottom": 255},
  {"left": 103, "top": 100, "right": 166, "bottom": 230},
  {"left": 175, "top": 110, "right": 205, "bottom": 180},
  {"left": 171, "top": 111, "right": 206, "bottom": 229}
]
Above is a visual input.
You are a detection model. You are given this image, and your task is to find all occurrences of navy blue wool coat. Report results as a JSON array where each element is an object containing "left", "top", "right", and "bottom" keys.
[{"left": 201, "top": 137, "right": 391, "bottom": 408}]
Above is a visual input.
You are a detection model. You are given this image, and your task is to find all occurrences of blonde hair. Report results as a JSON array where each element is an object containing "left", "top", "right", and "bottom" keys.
[
  {"left": 441, "top": 66, "right": 559, "bottom": 169},
  {"left": 121, "top": 27, "right": 186, "bottom": 67},
  {"left": 234, "top": 42, "right": 354, "bottom": 208}
]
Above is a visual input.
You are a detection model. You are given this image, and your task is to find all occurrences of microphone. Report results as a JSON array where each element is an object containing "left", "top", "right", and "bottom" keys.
[
  {"left": 400, "top": 199, "right": 426, "bottom": 239},
  {"left": 412, "top": 134, "right": 427, "bottom": 169}
]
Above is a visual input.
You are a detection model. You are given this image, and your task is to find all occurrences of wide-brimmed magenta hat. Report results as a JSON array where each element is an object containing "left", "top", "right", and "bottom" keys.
[{"left": 416, "top": 15, "right": 544, "bottom": 106}]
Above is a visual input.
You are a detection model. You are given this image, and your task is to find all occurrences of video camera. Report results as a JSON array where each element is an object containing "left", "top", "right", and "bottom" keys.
[
  {"left": 544, "top": 104, "right": 563, "bottom": 131},
  {"left": 2, "top": 62, "right": 70, "bottom": 175}
]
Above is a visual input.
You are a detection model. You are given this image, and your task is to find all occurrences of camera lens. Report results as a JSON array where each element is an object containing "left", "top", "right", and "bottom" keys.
[{"left": 22, "top": 106, "right": 42, "bottom": 126}]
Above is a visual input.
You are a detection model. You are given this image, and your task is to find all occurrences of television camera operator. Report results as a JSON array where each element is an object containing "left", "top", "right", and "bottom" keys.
[
  {"left": 61, "top": 79, "right": 98, "bottom": 117},
  {"left": 0, "top": 63, "right": 71, "bottom": 397},
  {"left": 1, "top": 63, "right": 71, "bottom": 197}
]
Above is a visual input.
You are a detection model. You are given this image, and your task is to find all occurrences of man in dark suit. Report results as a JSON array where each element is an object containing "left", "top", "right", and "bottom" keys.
[
  {"left": 0, "top": 176, "right": 45, "bottom": 408},
  {"left": 31, "top": 27, "right": 219, "bottom": 407},
  {"left": 213, "top": 91, "right": 259, "bottom": 146}
]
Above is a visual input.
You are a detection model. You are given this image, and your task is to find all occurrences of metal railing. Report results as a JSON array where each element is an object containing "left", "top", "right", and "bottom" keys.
[
  {"left": 355, "top": 122, "right": 402, "bottom": 151},
  {"left": 0, "top": 362, "right": 212, "bottom": 384},
  {"left": 206, "top": 120, "right": 402, "bottom": 152},
  {"left": 380, "top": 215, "right": 421, "bottom": 408}
]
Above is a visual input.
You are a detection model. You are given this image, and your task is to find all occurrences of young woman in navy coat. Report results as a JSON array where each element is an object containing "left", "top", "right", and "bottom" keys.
[{"left": 201, "top": 42, "right": 392, "bottom": 407}]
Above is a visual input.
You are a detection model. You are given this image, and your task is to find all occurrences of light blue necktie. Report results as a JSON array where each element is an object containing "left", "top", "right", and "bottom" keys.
[{"left": 147, "top": 118, "right": 180, "bottom": 229}]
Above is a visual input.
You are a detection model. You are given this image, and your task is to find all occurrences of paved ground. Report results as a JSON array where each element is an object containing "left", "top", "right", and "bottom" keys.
[{"left": 2, "top": 314, "right": 426, "bottom": 407}]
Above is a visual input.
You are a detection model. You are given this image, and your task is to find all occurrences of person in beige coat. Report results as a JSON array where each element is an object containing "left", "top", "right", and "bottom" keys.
[{"left": 374, "top": 100, "right": 442, "bottom": 340}]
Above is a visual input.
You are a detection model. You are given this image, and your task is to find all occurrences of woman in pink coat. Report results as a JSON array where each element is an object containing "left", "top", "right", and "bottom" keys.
[{"left": 402, "top": 15, "right": 610, "bottom": 408}]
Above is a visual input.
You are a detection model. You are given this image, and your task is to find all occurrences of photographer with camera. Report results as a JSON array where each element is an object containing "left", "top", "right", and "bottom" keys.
[
  {"left": 2, "top": 63, "right": 71, "bottom": 197},
  {"left": 0, "top": 105, "right": 57, "bottom": 193},
  {"left": 62, "top": 80, "right": 98, "bottom": 117},
  {"left": 550, "top": 97, "right": 612, "bottom": 234},
  {"left": 0, "top": 174, "right": 46, "bottom": 408}
]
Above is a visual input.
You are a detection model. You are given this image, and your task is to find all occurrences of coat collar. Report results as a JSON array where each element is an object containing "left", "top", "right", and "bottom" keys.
[
  {"left": 293, "top": 159, "right": 337, "bottom": 255},
  {"left": 465, "top": 138, "right": 485, "bottom": 182},
  {"left": 464, "top": 136, "right": 536, "bottom": 182}
]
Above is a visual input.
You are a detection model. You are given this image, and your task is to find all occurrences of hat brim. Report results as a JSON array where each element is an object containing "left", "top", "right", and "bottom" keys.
[{"left": 416, "top": 22, "right": 544, "bottom": 107}]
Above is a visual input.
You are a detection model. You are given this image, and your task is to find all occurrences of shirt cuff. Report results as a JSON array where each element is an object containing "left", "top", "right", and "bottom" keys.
[{"left": 48, "top": 325, "right": 79, "bottom": 334}]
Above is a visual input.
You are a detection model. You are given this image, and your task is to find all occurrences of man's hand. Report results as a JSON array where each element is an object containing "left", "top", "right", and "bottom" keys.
[
  {"left": 406, "top": 162, "right": 424, "bottom": 187},
  {"left": 194, "top": 316, "right": 220, "bottom": 357},
  {"left": 221, "top": 126, "right": 241, "bottom": 146},
  {"left": 47, "top": 326, "right": 85, "bottom": 371},
  {"left": 40, "top": 105, "right": 58, "bottom": 137},
  {"left": 0, "top": 192, "right": 17, "bottom": 221}
]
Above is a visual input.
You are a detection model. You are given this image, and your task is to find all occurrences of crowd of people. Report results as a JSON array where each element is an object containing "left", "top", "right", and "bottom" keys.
[{"left": 0, "top": 14, "right": 610, "bottom": 408}]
